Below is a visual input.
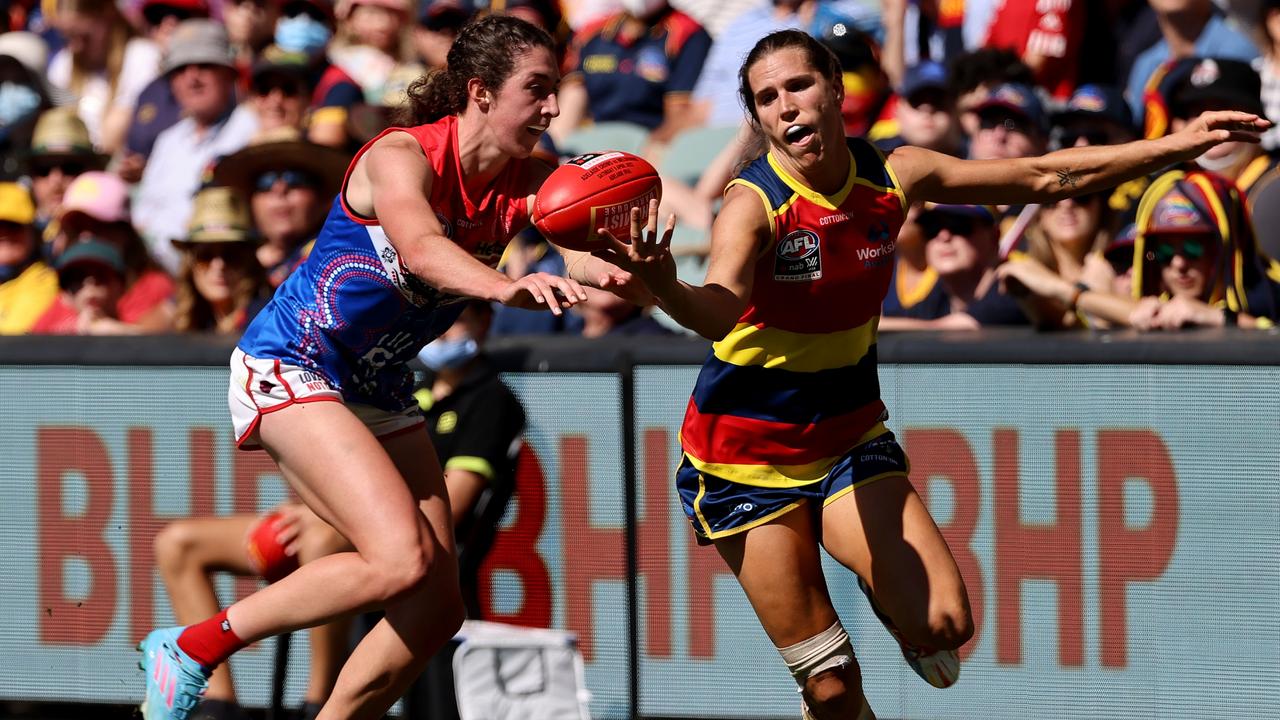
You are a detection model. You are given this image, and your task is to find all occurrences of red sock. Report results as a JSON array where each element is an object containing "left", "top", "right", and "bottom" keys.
[{"left": 176, "top": 609, "right": 247, "bottom": 669}]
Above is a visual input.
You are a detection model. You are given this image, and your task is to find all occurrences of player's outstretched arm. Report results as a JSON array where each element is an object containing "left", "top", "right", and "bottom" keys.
[
  {"left": 593, "top": 189, "right": 763, "bottom": 341},
  {"left": 361, "top": 133, "right": 587, "bottom": 315},
  {"left": 889, "top": 110, "right": 1270, "bottom": 206}
]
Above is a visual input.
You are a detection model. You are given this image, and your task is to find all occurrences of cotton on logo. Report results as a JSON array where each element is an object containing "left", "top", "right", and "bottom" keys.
[
  {"left": 777, "top": 230, "right": 819, "bottom": 259},
  {"left": 734, "top": 503, "right": 756, "bottom": 513}
]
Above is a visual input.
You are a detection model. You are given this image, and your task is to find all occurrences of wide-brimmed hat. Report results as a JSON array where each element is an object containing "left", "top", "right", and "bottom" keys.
[
  {"left": 0, "top": 31, "right": 49, "bottom": 78},
  {"left": 174, "top": 186, "right": 257, "bottom": 246},
  {"left": 27, "top": 108, "right": 109, "bottom": 170},
  {"left": 212, "top": 127, "right": 349, "bottom": 200},
  {"left": 162, "top": 19, "right": 236, "bottom": 74}
]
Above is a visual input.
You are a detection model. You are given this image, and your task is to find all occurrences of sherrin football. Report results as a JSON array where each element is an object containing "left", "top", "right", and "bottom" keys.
[
  {"left": 532, "top": 151, "right": 662, "bottom": 251},
  {"left": 246, "top": 510, "right": 298, "bottom": 583}
]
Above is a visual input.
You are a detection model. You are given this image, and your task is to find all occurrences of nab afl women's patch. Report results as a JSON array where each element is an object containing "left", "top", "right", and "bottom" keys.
[{"left": 775, "top": 229, "right": 822, "bottom": 281}]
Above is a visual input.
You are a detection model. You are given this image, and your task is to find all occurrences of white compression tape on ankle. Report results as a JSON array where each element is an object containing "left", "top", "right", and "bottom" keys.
[{"left": 777, "top": 620, "right": 854, "bottom": 682}]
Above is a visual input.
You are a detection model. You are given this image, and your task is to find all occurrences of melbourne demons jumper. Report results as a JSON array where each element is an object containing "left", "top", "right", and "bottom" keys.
[
  {"left": 676, "top": 137, "right": 911, "bottom": 542},
  {"left": 230, "top": 116, "right": 532, "bottom": 449}
]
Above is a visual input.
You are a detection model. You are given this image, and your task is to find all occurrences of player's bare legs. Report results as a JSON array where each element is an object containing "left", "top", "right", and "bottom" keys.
[
  {"left": 821, "top": 476, "right": 973, "bottom": 653},
  {"left": 155, "top": 515, "right": 257, "bottom": 703},
  {"left": 291, "top": 514, "right": 356, "bottom": 707},
  {"left": 713, "top": 505, "right": 868, "bottom": 720},
  {"left": 218, "top": 401, "right": 464, "bottom": 719}
]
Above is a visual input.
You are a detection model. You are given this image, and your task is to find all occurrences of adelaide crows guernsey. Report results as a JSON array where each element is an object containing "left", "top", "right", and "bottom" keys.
[
  {"left": 238, "top": 115, "right": 532, "bottom": 411},
  {"left": 679, "top": 137, "right": 906, "bottom": 488}
]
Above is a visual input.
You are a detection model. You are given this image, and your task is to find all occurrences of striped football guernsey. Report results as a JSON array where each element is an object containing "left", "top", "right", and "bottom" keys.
[{"left": 679, "top": 137, "right": 906, "bottom": 488}]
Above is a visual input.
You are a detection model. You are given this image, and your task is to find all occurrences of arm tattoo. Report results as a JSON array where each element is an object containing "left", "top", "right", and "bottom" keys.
[{"left": 1056, "top": 169, "right": 1081, "bottom": 188}]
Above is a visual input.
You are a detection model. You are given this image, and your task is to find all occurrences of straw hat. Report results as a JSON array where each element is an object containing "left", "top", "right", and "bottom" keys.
[
  {"left": 175, "top": 187, "right": 257, "bottom": 246},
  {"left": 28, "top": 108, "right": 109, "bottom": 170},
  {"left": 212, "top": 127, "right": 349, "bottom": 200}
]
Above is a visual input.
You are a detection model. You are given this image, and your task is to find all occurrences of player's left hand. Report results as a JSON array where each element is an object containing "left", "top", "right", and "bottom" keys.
[{"left": 1170, "top": 110, "right": 1272, "bottom": 161}]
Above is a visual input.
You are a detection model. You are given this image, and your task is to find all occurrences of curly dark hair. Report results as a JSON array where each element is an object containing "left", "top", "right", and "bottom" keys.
[{"left": 396, "top": 14, "right": 555, "bottom": 126}]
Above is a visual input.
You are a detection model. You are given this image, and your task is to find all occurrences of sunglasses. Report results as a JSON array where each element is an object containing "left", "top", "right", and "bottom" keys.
[
  {"left": 1152, "top": 237, "right": 1208, "bottom": 265},
  {"left": 906, "top": 89, "right": 952, "bottom": 111},
  {"left": 919, "top": 214, "right": 977, "bottom": 239},
  {"left": 253, "top": 77, "right": 306, "bottom": 98},
  {"left": 254, "top": 169, "right": 318, "bottom": 192},
  {"left": 1050, "top": 191, "right": 1102, "bottom": 207},
  {"left": 193, "top": 243, "right": 255, "bottom": 264},
  {"left": 977, "top": 110, "right": 1033, "bottom": 136},
  {"left": 32, "top": 162, "right": 87, "bottom": 178},
  {"left": 1059, "top": 130, "right": 1111, "bottom": 148}
]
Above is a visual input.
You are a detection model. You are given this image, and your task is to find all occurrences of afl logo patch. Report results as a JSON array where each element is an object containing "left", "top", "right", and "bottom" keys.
[{"left": 775, "top": 229, "right": 822, "bottom": 281}]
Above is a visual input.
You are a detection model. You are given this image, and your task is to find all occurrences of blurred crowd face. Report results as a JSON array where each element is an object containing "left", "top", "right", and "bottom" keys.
[
  {"left": 251, "top": 169, "right": 323, "bottom": 245},
  {"left": 747, "top": 47, "right": 845, "bottom": 177},
  {"left": 0, "top": 222, "right": 32, "bottom": 266},
  {"left": 57, "top": 9, "right": 111, "bottom": 67},
  {"left": 1154, "top": 233, "right": 1217, "bottom": 300},
  {"left": 191, "top": 242, "right": 255, "bottom": 307},
  {"left": 224, "top": 0, "right": 278, "bottom": 49},
  {"left": 486, "top": 46, "right": 561, "bottom": 159},
  {"left": 1172, "top": 102, "right": 1256, "bottom": 173},
  {"left": 31, "top": 163, "right": 84, "bottom": 218},
  {"left": 172, "top": 64, "right": 239, "bottom": 124},
  {"left": 922, "top": 213, "right": 997, "bottom": 277},
  {"left": 897, "top": 88, "right": 956, "bottom": 151},
  {"left": 1040, "top": 193, "right": 1102, "bottom": 251},
  {"left": 970, "top": 107, "right": 1042, "bottom": 160},
  {"left": 66, "top": 265, "right": 123, "bottom": 316},
  {"left": 252, "top": 73, "right": 308, "bottom": 131},
  {"left": 347, "top": 4, "right": 402, "bottom": 53},
  {"left": 1056, "top": 119, "right": 1132, "bottom": 148}
]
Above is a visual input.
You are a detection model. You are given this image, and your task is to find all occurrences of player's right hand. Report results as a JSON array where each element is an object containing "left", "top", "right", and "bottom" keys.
[
  {"left": 497, "top": 271, "right": 588, "bottom": 316},
  {"left": 591, "top": 199, "right": 678, "bottom": 298}
]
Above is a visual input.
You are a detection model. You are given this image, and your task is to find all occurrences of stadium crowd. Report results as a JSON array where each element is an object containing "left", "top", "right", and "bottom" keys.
[{"left": 1, "top": 0, "right": 1279, "bottom": 337}]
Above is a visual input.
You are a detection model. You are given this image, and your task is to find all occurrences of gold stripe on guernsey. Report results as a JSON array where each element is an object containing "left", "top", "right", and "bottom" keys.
[
  {"left": 713, "top": 316, "right": 878, "bottom": 373},
  {"left": 726, "top": 178, "right": 782, "bottom": 239},
  {"left": 876, "top": 145, "right": 910, "bottom": 215},
  {"left": 766, "top": 151, "right": 856, "bottom": 211},
  {"left": 684, "top": 422, "right": 890, "bottom": 488}
]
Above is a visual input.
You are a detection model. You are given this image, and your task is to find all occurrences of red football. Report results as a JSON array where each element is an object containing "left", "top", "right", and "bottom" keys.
[
  {"left": 533, "top": 151, "right": 662, "bottom": 251},
  {"left": 245, "top": 510, "right": 298, "bottom": 583}
]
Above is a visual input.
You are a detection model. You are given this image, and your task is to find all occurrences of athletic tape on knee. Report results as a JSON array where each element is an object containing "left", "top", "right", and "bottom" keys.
[{"left": 777, "top": 620, "right": 854, "bottom": 683}]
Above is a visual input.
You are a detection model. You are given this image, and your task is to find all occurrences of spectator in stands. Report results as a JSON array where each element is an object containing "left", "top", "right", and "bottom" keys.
[
  {"left": 413, "top": 0, "right": 474, "bottom": 70},
  {"left": 1166, "top": 58, "right": 1274, "bottom": 193},
  {"left": 171, "top": 187, "right": 270, "bottom": 334},
  {"left": 34, "top": 171, "right": 176, "bottom": 332},
  {"left": 133, "top": 19, "right": 258, "bottom": 274},
  {"left": 0, "top": 183, "right": 58, "bottom": 334},
  {"left": 1259, "top": 0, "right": 1280, "bottom": 152},
  {"left": 812, "top": 10, "right": 887, "bottom": 138},
  {"left": 1004, "top": 191, "right": 1113, "bottom": 328},
  {"left": 46, "top": 237, "right": 137, "bottom": 335},
  {"left": 213, "top": 127, "right": 347, "bottom": 286},
  {"left": 880, "top": 205, "right": 949, "bottom": 320},
  {"left": 248, "top": 50, "right": 314, "bottom": 134},
  {"left": 575, "top": 285, "right": 674, "bottom": 337},
  {"left": 947, "top": 48, "right": 1035, "bottom": 138},
  {"left": 967, "top": 82, "right": 1048, "bottom": 161},
  {"left": 879, "top": 0, "right": 965, "bottom": 90},
  {"left": 552, "top": 0, "right": 712, "bottom": 147},
  {"left": 329, "top": 0, "right": 420, "bottom": 104},
  {"left": 117, "top": 0, "right": 214, "bottom": 183},
  {"left": 1053, "top": 84, "right": 1138, "bottom": 149},
  {"left": 976, "top": 0, "right": 1087, "bottom": 100},
  {"left": 872, "top": 61, "right": 964, "bottom": 156},
  {"left": 1125, "top": 0, "right": 1258, "bottom": 119},
  {"left": 224, "top": 0, "right": 280, "bottom": 69},
  {"left": 154, "top": 502, "right": 350, "bottom": 720},
  {"left": 24, "top": 108, "right": 107, "bottom": 236},
  {"left": 880, "top": 204, "right": 1030, "bottom": 329},
  {"left": 47, "top": 0, "right": 161, "bottom": 153},
  {"left": 1000, "top": 169, "right": 1280, "bottom": 329},
  {"left": 0, "top": 32, "right": 52, "bottom": 177}
]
